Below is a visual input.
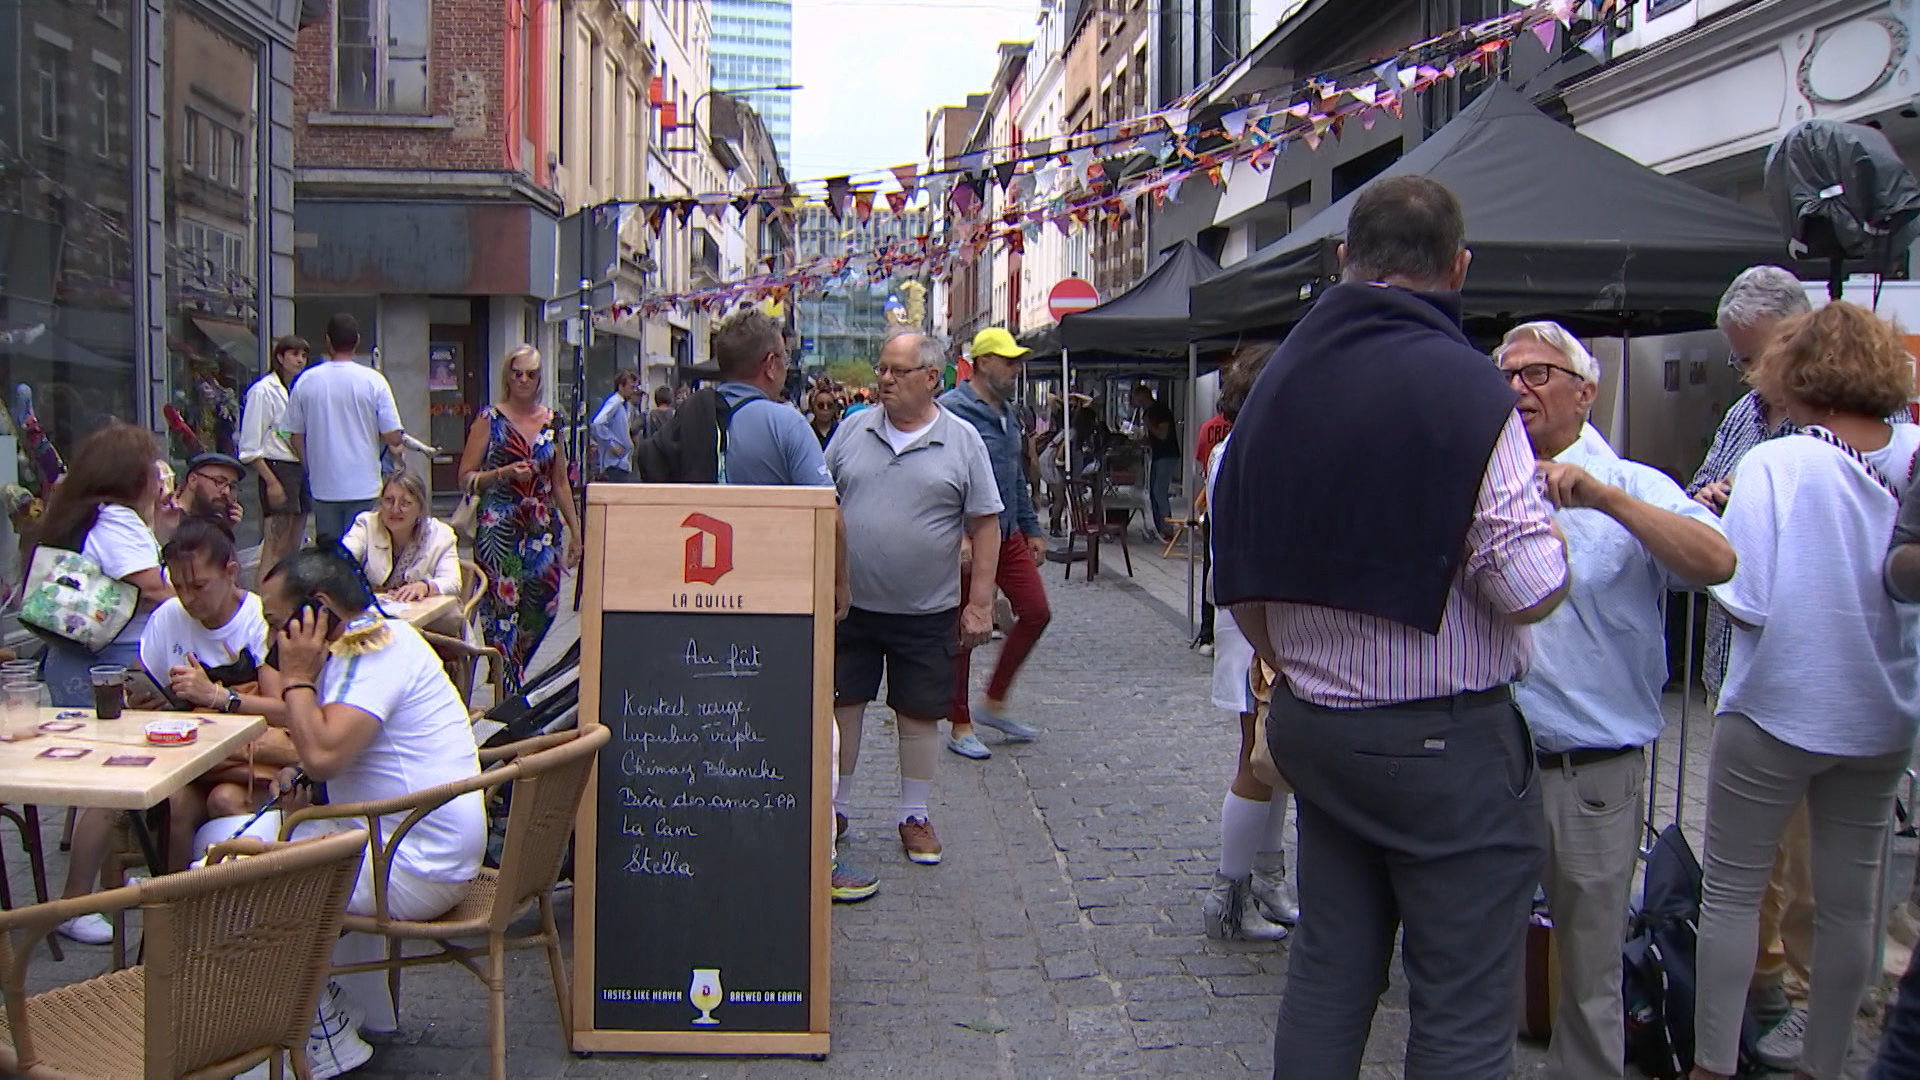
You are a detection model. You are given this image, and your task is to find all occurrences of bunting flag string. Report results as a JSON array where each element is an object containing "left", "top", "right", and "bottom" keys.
[{"left": 585, "top": 0, "right": 1615, "bottom": 319}]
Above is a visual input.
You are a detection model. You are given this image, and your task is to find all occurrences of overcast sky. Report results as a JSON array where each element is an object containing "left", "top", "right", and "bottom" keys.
[{"left": 788, "top": 0, "right": 1036, "bottom": 188}]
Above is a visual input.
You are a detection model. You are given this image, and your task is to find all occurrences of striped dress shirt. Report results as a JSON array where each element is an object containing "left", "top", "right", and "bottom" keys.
[{"left": 1263, "top": 411, "right": 1568, "bottom": 709}]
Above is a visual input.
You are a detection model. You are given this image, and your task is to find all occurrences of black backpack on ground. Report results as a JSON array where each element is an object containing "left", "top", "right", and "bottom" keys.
[{"left": 1622, "top": 824, "right": 1762, "bottom": 1078}]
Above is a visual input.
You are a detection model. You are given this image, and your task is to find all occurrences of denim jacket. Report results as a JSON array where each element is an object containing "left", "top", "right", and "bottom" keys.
[{"left": 940, "top": 382, "right": 1041, "bottom": 540}]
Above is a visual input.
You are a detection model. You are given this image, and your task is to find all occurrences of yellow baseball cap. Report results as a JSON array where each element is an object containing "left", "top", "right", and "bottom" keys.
[{"left": 970, "top": 327, "right": 1031, "bottom": 360}]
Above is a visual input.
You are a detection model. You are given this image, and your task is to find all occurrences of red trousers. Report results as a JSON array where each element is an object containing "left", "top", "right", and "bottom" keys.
[{"left": 952, "top": 531, "right": 1052, "bottom": 725}]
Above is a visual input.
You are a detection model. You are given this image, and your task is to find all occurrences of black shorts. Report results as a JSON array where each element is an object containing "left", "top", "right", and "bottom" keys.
[
  {"left": 260, "top": 459, "right": 311, "bottom": 516},
  {"left": 833, "top": 606, "right": 959, "bottom": 720}
]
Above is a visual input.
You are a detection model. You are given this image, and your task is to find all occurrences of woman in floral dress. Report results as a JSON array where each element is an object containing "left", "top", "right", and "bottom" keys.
[{"left": 457, "top": 344, "right": 583, "bottom": 694}]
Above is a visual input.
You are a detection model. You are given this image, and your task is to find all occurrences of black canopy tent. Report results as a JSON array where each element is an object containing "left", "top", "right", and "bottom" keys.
[{"left": 1189, "top": 82, "right": 1789, "bottom": 341}]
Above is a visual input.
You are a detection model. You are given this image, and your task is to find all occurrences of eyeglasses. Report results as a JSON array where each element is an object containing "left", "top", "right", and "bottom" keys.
[
  {"left": 874, "top": 364, "right": 935, "bottom": 379},
  {"left": 192, "top": 471, "right": 238, "bottom": 493},
  {"left": 1500, "top": 362, "right": 1586, "bottom": 389}
]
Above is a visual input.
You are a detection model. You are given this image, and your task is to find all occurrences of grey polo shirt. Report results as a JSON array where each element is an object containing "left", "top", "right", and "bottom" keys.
[{"left": 824, "top": 405, "right": 1003, "bottom": 615}]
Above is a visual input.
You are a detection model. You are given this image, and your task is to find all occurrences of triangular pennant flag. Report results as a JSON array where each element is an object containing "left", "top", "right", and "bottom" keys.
[
  {"left": 1579, "top": 27, "right": 1608, "bottom": 61},
  {"left": 646, "top": 205, "right": 668, "bottom": 235},
  {"left": 1222, "top": 108, "right": 1251, "bottom": 140},
  {"left": 885, "top": 190, "right": 908, "bottom": 215},
  {"left": 824, "top": 176, "right": 852, "bottom": 221},
  {"left": 1159, "top": 107, "right": 1191, "bottom": 134},
  {"left": 1373, "top": 59, "right": 1400, "bottom": 89},
  {"left": 1139, "top": 131, "right": 1170, "bottom": 161},
  {"left": 1400, "top": 66, "right": 1423, "bottom": 88},
  {"left": 1360, "top": 108, "right": 1378, "bottom": 131},
  {"left": 732, "top": 195, "right": 755, "bottom": 219},
  {"left": 1302, "top": 128, "right": 1322, "bottom": 151},
  {"left": 672, "top": 199, "right": 696, "bottom": 226},
  {"left": 1287, "top": 102, "right": 1311, "bottom": 118},
  {"left": 951, "top": 181, "right": 981, "bottom": 218},
  {"left": 1530, "top": 19, "right": 1557, "bottom": 51},
  {"left": 1349, "top": 83, "right": 1378, "bottom": 106},
  {"left": 1068, "top": 147, "right": 1094, "bottom": 176},
  {"left": 853, "top": 190, "right": 875, "bottom": 225},
  {"left": 891, "top": 163, "right": 919, "bottom": 195},
  {"left": 994, "top": 159, "right": 1017, "bottom": 191},
  {"left": 959, "top": 151, "right": 988, "bottom": 171}
]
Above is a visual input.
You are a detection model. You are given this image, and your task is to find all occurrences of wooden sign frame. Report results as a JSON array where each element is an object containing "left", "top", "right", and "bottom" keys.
[{"left": 572, "top": 483, "right": 836, "bottom": 1056}]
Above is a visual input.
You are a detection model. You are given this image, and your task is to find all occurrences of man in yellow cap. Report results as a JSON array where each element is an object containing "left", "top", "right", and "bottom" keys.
[{"left": 938, "top": 327, "right": 1050, "bottom": 759}]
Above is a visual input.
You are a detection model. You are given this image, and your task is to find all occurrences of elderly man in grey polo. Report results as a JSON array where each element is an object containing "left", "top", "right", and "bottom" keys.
[
  {"left": 826, "top": 332, "right": 1002, "bottom": 869},
  {"left": 1500, "top": 321, "right": 1737, "bottom": 1080}
]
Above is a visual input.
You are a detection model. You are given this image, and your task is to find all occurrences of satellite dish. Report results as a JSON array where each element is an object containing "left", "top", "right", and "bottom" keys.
[{"left": 1765, "top": 119, "right": 1920, "bottom": 298}]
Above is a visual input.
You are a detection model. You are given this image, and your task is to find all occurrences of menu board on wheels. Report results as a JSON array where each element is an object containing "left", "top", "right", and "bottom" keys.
[{"left": 572, "top": 484, "right": 835, "bottom": 1057}]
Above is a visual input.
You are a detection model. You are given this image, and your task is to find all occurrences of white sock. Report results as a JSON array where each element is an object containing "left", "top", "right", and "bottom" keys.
[
  {"left": 1259, "top": 791, "right": 1291, "bottom": 855},
  {"left": 898, "top": 779, "right": 931, "bottom": 826},
  {"left": 1219, "top": 792, "right": 1271, "bottom": 879}
]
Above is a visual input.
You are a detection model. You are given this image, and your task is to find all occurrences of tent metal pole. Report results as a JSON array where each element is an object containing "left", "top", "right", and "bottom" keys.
[
  {"left": 1186, "top": 342, "right": 1198, "bottom": 638},
  {"left": 1062, "top": 348, "right": 1072, "bottom": 480}
]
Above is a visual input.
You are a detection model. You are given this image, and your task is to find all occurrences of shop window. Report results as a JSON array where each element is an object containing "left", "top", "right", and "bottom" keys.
[{"left": 336, "top": 0, "right": 430, "bottom": 113}]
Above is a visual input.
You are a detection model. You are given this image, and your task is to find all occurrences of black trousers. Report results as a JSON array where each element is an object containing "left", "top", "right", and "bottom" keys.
[{"left": 1267, "top": 681, "right": 1545, "bottom": 1080}]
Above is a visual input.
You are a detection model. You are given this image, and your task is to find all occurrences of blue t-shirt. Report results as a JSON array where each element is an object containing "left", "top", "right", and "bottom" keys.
[{"left": 717, "top": 382, "right": 833, "bottom": 487}]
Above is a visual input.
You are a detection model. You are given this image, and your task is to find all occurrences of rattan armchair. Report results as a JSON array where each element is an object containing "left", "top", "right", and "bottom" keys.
[
  {"left": 277, "top": 726, "right": 608, "bottom": 1080},
  {"left": 0, "top": 828, "right": 368, "bottom": 1079},
  {"left": 426, "top": 559, "right": 502, "bottom": 709}
]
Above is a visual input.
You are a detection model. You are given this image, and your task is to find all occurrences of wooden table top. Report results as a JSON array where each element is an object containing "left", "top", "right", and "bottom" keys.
[
  {"left": 0, "top": 708, "right": 266, "bottom": 810},
  {"left": 378, "top": 594, "right": 459, "bottom": 629}
]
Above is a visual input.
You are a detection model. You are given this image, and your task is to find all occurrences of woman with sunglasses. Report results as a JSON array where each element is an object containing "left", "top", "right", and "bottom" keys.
[{"left": 457, "top": 344, "right": 583, "bottom": 695}]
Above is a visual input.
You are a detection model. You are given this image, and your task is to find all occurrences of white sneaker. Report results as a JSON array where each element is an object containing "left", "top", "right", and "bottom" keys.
[
  {"left": 305, "top": 984, "right": 375, "bottom": 1078},
  {"left": 56, "top": 913, "right": 112, "bottom": 945},
  {"left": 1753, "top": 1006, "right": 1806, "bottom": 1071}
]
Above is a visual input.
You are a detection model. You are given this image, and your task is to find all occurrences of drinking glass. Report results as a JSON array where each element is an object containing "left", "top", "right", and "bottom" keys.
[
  {"left": 3, "top": 680, "right": 41, "bottom": 739},
  {"left": 89, "top": 665, "right": 128, "bottom": 720},
  {"left": 688, "top": 968, "right": 723, "bottom": 1026}
]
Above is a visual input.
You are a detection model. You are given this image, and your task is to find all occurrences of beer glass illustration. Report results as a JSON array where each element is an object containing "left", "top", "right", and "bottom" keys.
[{"left": 688, "top": 968, "right": 724, "bottom": 1026}]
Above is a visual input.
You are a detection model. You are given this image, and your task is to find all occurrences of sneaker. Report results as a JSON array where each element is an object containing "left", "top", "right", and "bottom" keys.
[
  {"left": 306, "top": 984, "right": 375, "bottom": 1078},
  {"left": 1203, "top": 873, "right": 1289, "bottom": 942},
  {"left": 831, "top": 856, "right": 879, "bottom": 902},
  {"left": 1747, "top": 980, "right": 1792, "bottom": 1030},
  {"left": 835, "top": 811, "right": 848, "bottom": 839},
  {"left": 1753, "top": 1006, "right": 1806, "bottom": 1071},
  {"left": 899, "top": 817, "right": 943, "bottom": 865},
  {"left": 973, "top": 701, "right": 1040, "bottom": 742},
  {"left": 946, "top": 732, "right": 991, "bottom": 759},
  {"left": 56, "top": 913, "right": 112, "bottom": 945},
  {"left": 1197, "top": 643, "right": 1214, "bottom": 657}
]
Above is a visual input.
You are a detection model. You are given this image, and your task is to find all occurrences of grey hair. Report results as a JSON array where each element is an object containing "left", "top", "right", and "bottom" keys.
[
  {"left": 1495, "top": 321, "right": 1600, "bottom": 383},
  {"left": 1717, "top": 266, "right": 1812, "bottom": 329},
  {"left": 883, "top": 329, "right": 948, "bottom": 371}
]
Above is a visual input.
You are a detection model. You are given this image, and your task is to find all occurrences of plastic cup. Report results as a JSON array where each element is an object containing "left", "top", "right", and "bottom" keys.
[
  {"left": 89, "top": 665, "right": 127, "bottom": 720},
  {"left": 3, "top": 680, "right": 40, "bottom": 738}
]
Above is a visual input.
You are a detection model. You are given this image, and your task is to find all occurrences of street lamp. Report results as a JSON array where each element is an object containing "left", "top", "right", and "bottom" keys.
[{"left": 667, "top": 84, "right": 802, "bottom": 154}]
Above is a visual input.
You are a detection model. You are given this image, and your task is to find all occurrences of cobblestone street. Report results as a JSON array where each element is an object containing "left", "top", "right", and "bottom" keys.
[{"left": 10, "top": 542, "right": 1892, "bottom": 1077}]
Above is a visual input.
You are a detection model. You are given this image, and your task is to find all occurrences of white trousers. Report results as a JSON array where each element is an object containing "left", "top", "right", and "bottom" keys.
[{"left": 194, "top": 812, "right": 470, "bottom": 1032}]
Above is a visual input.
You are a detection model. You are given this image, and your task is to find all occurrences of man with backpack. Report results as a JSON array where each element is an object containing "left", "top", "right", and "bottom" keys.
[{"left": 631, "top": 309, "right": 872, "bottom": 903}]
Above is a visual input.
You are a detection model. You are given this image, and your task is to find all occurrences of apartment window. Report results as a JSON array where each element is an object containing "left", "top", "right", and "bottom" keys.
[
  {"left": 209, "top": 124, "right": 226, "bottom": 183},
  {"left": 557, "top": 4, "right": 570, "bottom": 164},
  {"left": 183, "top": 109, "right": 203, "bottom": 171},
  {"left": 335, "top": 0, "right": 430, "bottom": 113},
  {"left": 35, "top": 42, "right": 69, "bottom": 141},
  {"left": 92, "top": 64, "right": 118, "bottom": 157},
  {"left": 587, "top": 37, "right": 604, "bottom": 187},
  {"left": 228, "top": 128, "right": 246, "bottom": 189}
]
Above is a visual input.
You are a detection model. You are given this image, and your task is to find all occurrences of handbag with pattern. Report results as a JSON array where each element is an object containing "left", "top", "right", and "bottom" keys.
[{"left": 19, "top": 546, "right": 137, "bottom": 653}]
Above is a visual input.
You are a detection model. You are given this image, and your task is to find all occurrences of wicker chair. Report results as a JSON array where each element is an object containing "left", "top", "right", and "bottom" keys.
[
  {"left": 278, "top": 726, "right": 608, "bottom": 1080},
  {"left": 424, "top": 559, "right": 503, "bottom": 710},
  {"left": 0, "top": 828, "right": 367, "bottom": 1080}
]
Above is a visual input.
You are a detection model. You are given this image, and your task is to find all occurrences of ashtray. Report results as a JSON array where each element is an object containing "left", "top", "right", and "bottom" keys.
[{"left": 144, "top": 719, "right": 198, "bottom": 746}]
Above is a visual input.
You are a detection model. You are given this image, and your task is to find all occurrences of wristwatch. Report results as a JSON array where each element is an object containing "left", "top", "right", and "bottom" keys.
[{"left": 222, "top": 688, "right": 242, "bottom": 714}]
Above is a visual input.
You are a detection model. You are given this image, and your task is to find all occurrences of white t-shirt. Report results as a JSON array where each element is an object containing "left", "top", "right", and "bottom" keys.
[
  {"left": 84, "top": 503, "right": 161, "bottom": 641},
  {"left": 283, "top": 359, "right": 403, "bottom": 501},
  {"left": 881, "top": 413, "right": 933, "bottom": 454},
  {"left": 319, "top": 618, "right": 485, "bottom": 883},
  {"left": 139, "top": 592, "right": 269, "bottom": 689},
  {"left": 1712, "top": 425, "right": 1920, "bottom": 757}
]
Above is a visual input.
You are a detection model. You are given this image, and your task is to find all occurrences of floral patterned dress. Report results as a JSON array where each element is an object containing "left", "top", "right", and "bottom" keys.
[{"left": 474, "top": 406, "right": 563, "bottom": 695}]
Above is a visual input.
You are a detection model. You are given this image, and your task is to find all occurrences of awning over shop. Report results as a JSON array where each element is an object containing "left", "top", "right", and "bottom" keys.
[
  {"left": 191, "top": 317, "right": 260, "bottom": 364},
  {"left": 1190, "top": 82, "right": 1789, "bottom": 340}
]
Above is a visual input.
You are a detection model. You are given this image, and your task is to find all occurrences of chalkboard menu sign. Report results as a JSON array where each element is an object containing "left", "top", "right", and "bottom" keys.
[
  {"left": 572, "top": 484, "right": 834, "bottom": 1057},
  {"left": 592, "top": 610, "right": 814, "bottom": 1033}
]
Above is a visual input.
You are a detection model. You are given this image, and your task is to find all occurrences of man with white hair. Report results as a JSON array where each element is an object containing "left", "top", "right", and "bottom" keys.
[{"left": 1499, "top": 322, "right": 1736, "bottom": 1080}]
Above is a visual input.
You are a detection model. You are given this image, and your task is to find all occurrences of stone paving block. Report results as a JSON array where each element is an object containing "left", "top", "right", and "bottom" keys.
[
  {"left": 1207, "top": 973, "right": 1288, "bottom": 998},
  {"left": 1124, "top": 997, "right": 1214, "bottom": 1023},
  {"left": 1041, "top": 950, "right": 1098, "bottom": 980}
]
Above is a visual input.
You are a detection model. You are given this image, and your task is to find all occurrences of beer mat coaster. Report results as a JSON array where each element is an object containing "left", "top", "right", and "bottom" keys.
[
  {"left": 38, "top": 747, "right": 90, "bottom": 760},
  {"left": 104, "top": 754, "right": 155, "bottom": 767},
  {"left": 38, "top": 722, "right": 83, "bottom": 733}
]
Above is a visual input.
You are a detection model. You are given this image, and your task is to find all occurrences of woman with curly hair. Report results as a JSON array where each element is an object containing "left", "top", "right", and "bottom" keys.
[
  {"left": 457, "top": 345, "right": 582, "bottom": 695},
  {"left": 1690, "top": 301, "right": 1920, "bottom": 1080}
]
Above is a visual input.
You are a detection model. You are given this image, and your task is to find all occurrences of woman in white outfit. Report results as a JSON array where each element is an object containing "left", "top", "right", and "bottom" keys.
[
  {"left": 1690, "top": 301, "right": 1920, "bottom": 1080},
  {"left": 1202, "top": 345, "right": 1298, "bottom": 941}
]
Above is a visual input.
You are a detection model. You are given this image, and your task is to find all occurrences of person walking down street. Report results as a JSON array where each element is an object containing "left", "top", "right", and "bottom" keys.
[
  {"left": 1499, "top": 322, "right": 1735, "bottom": 1080},
  {"left": 1212, "top": 175, "right": 1569, "bottom": 1079},
  {"left": 1193, "top": 396, "right": 1235, "bottom": 654},
  {"left": 283, "top": 313, "right": 404, "bottom": 549},
  {"left": 1875, "top": 457, "right": 1920, "bottom": 1080},
  {"left": 1200, "top": 344, "right": 1296, "bottom": 944},
  {"left": 1688, "top": 302, "right": 1920, "bottom": 1080},
  {"left": 590, "top": 370, "right": 642, "bottom": 483},
  {"left": 827, "top": 331, "right": 1002, "bottom": 869},
  {"left": 808, "top": 386, "right": 844, "bottom": 449},
  {"left": 939, "top": 327, "right": 1049, "bottom": 760},
  {"left": 1135, "top": 384, "right": 1181, "bottom": 542},
  {"left": 238, "top": 334, "right": 310, "bottom": 577},
  {"left": 456, "top": 344, "right": 583, "bottom": 696}
]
